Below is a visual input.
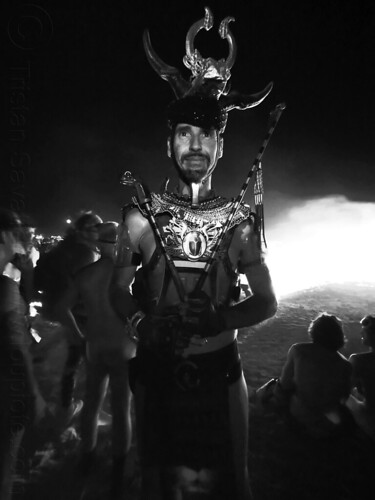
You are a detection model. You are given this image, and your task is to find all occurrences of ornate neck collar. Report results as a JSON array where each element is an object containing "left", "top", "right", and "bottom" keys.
[{"left": 159, "top": 191, "right": 226, "bottom": 209}]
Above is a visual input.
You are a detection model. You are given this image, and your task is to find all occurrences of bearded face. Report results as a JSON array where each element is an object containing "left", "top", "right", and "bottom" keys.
[{"left": 168, "top": 123, "right": 223, "bottom": 184}]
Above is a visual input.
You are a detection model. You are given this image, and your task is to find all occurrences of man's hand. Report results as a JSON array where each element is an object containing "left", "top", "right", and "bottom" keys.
[
  {"left": 179, "top": 291, "right": 225, "bottom": 338},
  {"left": 136, "top": 314, "right": 188, "bottom": 355}
]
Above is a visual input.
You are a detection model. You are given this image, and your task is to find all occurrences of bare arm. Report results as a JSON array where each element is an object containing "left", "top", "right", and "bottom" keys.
[
  {"left": 348, "top": 355, "right": 364, "bottom": 396},
  {"left": 279, "top": 345, "right": 296, "bottom": 392},
  {"left": 221, "top": 262, "right": 277, "bottom": 329},
  {"left": 111, "top": 266, "right": 138, "bottom": 322},
  {"left": 12, "top": 252, "right": 35, "bottom": 305},
  {"left": 111, "top": 217, "right": 143, "bottom": 321},
  {"left": 53, "top": 279, "right": 83, "bottom": 339},
  {"left": 220, "top": 220, "right": 277, "bottom": 330},
  {"left": 0, "top": 278, "right": 46, "bottom": 419}
]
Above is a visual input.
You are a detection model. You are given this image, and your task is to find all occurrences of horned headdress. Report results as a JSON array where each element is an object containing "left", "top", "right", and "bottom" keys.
[{"left": 143, "top": 6, "right": 273, "bottom": 132}]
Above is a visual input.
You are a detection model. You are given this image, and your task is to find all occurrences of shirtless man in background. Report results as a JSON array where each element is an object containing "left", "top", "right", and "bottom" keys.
[
  {"left": 279, "top": 313, "right": 352, "bottom": 438},
  {"left": 56, "top": 222, "right": 135, "bottom": 498},
  {"left": 34, "top": 211, "right": 103, "bottom": 422}
]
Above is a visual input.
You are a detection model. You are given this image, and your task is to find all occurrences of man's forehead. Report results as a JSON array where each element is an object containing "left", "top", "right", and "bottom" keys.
[{"left": 174, "top": 123, "right": 217, "bottom": 133}]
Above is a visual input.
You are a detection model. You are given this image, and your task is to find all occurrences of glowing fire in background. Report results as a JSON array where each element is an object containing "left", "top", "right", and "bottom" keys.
[
  {"left": 31, "top": 197, "right": 374, "bottom": 300},
  {"left": 265, "top": 196, "right": 375, "bottom": 298}
]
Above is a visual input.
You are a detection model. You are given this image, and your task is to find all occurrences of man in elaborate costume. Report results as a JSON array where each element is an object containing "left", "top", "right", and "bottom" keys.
[{"left": 113, "top": 8, "right": 278, "bottom": 499}]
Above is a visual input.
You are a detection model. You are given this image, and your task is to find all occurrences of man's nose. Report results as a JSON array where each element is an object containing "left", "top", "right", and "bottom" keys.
[{"left": 189, "top": 133, "right": 202, "bottom": 151}]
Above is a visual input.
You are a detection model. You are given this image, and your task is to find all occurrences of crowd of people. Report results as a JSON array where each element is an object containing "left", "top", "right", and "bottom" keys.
[
  {"left": 1, "top": 7, "right": 374, "bottom": 500},
  {"left": 256, "top": 312, "right": 375, "bottom": 441},
  {"left": 1, "top": 205, "right": 375, "bottom": 500}
]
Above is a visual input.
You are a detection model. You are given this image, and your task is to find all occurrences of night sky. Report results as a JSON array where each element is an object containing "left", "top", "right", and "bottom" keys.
[{"left": 3, "top": 0, "right": 375, "bottom": 235}]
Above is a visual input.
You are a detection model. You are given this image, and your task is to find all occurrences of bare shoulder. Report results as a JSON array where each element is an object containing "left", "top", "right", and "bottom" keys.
[
  {"left": 233, "top": 218, "right": 257, "bottom": 247},
  {"left": 124, "top": 206, "right": 147, "bottom": 227},
  {"left": 349, "top": 351, "right": 374, "bottom": 367},
  {"left": 232, "top": 218, "right": 266, "bottom": 273},
  {"left": 337, "top": 351, "right": 352, "bottom": 367},
  {"left": 70, "top": 243, "right": 98, "bottom": 273},
  {"left": 284, "top": 343, "right": 304, "bottom": 360},
  {"left": 349, "top": 352, "right": 363, "bottom": 363},
  {"left": 75, "top": 257, "right": 112, "bottom": 280},
  {"left": 291, "top": 342, "right": 309, "bottom": 355},
  {"left": 292, "top": 342, "right": 327, "bottom": 360},
  {"left": 123, "top": 207, "right": 149, "bottom": 249},
  {"left": 338, "top": 350, "right": 349, "bottom": 360}
]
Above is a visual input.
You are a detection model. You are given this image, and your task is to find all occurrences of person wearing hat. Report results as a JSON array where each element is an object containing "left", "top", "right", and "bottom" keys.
[
  {"left": 347, "top": 315, "right": 375, "bottom": 440},
  {"left": 56, "top": 222, "right": 136, "bottom": 498},
  {"left": 113, "top": 8, "right": 277, "bottom": 499}
]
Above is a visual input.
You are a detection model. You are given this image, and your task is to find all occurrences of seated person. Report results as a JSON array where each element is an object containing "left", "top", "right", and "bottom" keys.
[
  {"left": 346, "top": 315, "right": 375, "bottom": 440},
  {"left": 278, "top": 313, "right": 352, "bottom": 438}
]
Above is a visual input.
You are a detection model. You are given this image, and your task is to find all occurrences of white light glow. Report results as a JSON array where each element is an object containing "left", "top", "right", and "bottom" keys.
[
  {"left": 265, "top": 196, "right": 375, "bottom": 297},
  {"left": 29, "top": 301, "right": 42, "bottom": 318}
]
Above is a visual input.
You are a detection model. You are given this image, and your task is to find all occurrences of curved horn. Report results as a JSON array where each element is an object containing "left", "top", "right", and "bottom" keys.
[
  {"left": 143, "top": 30, "right": 190, "bottom": 98},
  {"left": 219, "top": 16, "right": 236, "bottom": 71},
  {"left": 185, "top": 6, "right": 213, "bottom": 62},
  {"left": 221, "top": 81, "right": 274, "bottom": 111}
]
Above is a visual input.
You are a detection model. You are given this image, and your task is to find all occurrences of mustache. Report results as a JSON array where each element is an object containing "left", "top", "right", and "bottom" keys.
[{"left": 182, "top": 152, "right": 209, "bottom": 162}]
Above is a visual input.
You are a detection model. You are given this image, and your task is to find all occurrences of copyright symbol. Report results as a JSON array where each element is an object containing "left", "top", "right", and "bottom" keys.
[{"left": 8, "top": 4, "right": 53, "bottom": 50}]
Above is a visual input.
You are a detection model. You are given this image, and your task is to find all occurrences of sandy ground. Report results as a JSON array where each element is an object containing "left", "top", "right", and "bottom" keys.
[{"left": 12, "top": 287, "right": 375, "bottom": 500}]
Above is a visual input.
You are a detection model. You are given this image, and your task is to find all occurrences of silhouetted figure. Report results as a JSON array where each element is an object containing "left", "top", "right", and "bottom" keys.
[
  {"left": 0, "top": 208, "right": 47, "bottom": 500},
  {"left": 279, "top": 313, "right": 352, "bottom": 438},
  {"left": 34, "top": 211, "right": 102, "bottom": 422},
  {"left": 346, "top": 315, "right": 375, "bottom": 440},
  {"left": 56, "top": 222, "right": 136, "bottom": 498}
]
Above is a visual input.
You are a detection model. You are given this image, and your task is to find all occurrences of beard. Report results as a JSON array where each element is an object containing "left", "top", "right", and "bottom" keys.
[
  {"left": 173, "top": 152, "right": 211, "bottom": 184},
  {"left": 180, "top": 167, "right": 206, "bottom": 184}
]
